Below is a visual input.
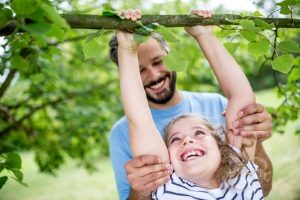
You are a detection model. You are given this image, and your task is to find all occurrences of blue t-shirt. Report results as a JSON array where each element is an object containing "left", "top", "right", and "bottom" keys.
[{"left": 109, "top": 91, "right": 228, "bottom": 200}]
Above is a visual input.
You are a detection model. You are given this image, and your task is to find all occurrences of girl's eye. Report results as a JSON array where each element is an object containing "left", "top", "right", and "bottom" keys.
[
  {"left": 195, "top": 130, "right": 205, "bottom": 136},
  {"left": 170, "top": 137, "right": 181, "bottom": 144}
]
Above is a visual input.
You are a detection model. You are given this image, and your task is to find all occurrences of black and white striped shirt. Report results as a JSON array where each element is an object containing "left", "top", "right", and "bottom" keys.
[{"left": 152, "top": 162, "right": 264, "bottom": 200}]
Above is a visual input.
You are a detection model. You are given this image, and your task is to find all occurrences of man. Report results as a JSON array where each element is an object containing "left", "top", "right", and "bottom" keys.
[{"left": 109, "top": 9, "right": 273, "bottom": 200}]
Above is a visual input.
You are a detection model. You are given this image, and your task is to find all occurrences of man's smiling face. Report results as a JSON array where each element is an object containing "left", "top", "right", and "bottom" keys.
[{"left": 137, "top": 37, "right": 176, "bottom": 104}]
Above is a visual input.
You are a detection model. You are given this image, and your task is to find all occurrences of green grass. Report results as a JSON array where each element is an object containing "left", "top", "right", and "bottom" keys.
[
  {"left": 0, "top": 89, "right": 299, "bottom": 200},
  {"left": 256, "top": 89, "right": 300, "bottom": 200},
  {"left": 0, "top": 154, "right": 117, "bottom": 200}
]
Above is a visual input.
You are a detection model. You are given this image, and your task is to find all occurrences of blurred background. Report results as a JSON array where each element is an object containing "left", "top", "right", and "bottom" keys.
[{"left": 0, "top": 0, "right": 299, "bottom": 199}]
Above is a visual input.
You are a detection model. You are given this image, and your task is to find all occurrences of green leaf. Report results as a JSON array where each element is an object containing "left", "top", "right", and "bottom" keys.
[
  {"left": 158, "top": 26, "right": 181, "bottom": 43},
  {"left": 11, "top": 177, "right": 28, "bottom": 187},
  {"left": 240, "top": 30, "right": 256, "bottom": 41},
  {"left": 240, "top": 19, "right": 261, "bottom": 33},
  {"left": 11, "top": 169, "right": 23, "bottom": 181},
  {"left": 254, "top": 19, "right": 274, "bottom": 30},
  {"left": 47, "top": 24, "right": 66, "bottom": 41},
  {"left": 164, "top": 48, "right": 187, "bottom": 72},
  {"left": 11, "top": 56, "right": 30, "bottom": 70},
  {"left": 290, "top": 67, "right": 300, "bottom": 82},
  {"left": 278, "top": 41, "right": 300, "bottom": 53},
  {"left": 224, "top": 42, "right": 239, "bottom": 54},
  {"left": 0, "top": 8, "right": 13, "bottom": 29},
  {"left": 280, "top": 6, "right": 292, "bottom": 14},
  {"left": 248, "top": 39, "right": 269, "bottom": 58},
  {"left": 40, "top": 2, "right": 70, "bottom": 29},
  {"left": 133, "top": 33, "right": 149, "bottom": 43},
  {"left": 135, "top": 26, "right": 153, "bottom": 36},
  {"left": 0, "top": 164, "right": 4, "bottom": 173},
  {"left": 102, "top": 10, "right": 118, "bottom": 17},
  {"left": 145, "top": 23, "right": 160, "bottom": 30},
  {"left": 6, "top": 152, "right": 22, "bottom": 169},
  {"left": 277, "top": 0, "right": 300, "bottom": 6},
  {"left": 0, "top": 176, "right": 8, "bottom": 189},
  {"left": 271, "top": 54, "right": 295, "bottom": 73},
  {"left": 24, "top": 22, "right": 51, "bottom": 36},
  {"left": 253, "top": 10, "right": 263, "bottom": 17},
  {"left": 83, "top": 39, "right": 102, "bottom": 60},
  {"left": 135, "top": 20, "right": 144, "bottom": 27},
  {"left": 85, "top": 30, "right": 105, "bottom": 43},
  {"left": 11, "top": 0, "right": 36, "bottom": 16}
]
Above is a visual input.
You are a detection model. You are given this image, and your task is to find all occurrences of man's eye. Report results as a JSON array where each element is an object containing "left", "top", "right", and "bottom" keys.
[
  {"left": 195, "top": 130, "right": 205, "bottom": 136},
  {"left": 170, "top": 137, "right": 181, "bottom": 144},
  {"left": 153, "top": 60, "right": 162, "bottom": 65}
]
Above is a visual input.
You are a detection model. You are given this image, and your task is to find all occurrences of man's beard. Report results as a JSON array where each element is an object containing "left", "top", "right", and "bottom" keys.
[{"left": 145, "top": 71, "right": 177, "bottom": 104}]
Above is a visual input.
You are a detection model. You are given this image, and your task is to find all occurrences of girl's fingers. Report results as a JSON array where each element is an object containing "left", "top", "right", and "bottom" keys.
[
  {"left": 123, "top": 9, "right": 141, "bottom": 21},
  {"left": 190, "top": 9, "right": 213, "bottom": 18},
  {"left": 134, "top": 9, "right": 142, "bottom": 19}
]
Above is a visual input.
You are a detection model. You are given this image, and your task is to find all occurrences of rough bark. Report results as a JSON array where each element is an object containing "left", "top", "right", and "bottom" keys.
[{"left": 1, "top": 14, "right": 299, "bottom": 36}]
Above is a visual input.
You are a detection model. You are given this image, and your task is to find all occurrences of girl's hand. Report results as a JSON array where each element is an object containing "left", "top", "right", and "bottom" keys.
[
  {"left": 116, "top": 9, "right": 142, "bottom": 51},
  {"left": 184, "top": 9, "right": 213, "bottom": 39}
]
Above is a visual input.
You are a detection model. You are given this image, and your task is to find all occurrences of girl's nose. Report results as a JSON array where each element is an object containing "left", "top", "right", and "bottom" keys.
[{"left": 181, "top": 136, "right": 194, "bottom": 146}]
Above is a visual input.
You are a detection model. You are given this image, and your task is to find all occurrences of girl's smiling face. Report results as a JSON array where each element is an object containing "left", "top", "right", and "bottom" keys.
[{"left": 166, "top": 117, "right": 221, "bottom": 188}]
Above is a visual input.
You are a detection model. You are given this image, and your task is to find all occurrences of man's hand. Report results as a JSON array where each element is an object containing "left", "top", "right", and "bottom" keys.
[
  {"left": 232, "top": 103, "right": 273, "bottom": 196},
  {"left": 126, "top": 155, "right": 172, "bottom": 199},
  {"left": 184, "top": 9, "right": 213, "bottom": 39},
  {"left": 233, "top": 103, "right": 272, "bottom": 143}
]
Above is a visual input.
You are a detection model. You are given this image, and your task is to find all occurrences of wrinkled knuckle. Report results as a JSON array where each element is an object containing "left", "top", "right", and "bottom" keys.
[{"left": 149, "top": 172, "right": 158, "bottom": 179}]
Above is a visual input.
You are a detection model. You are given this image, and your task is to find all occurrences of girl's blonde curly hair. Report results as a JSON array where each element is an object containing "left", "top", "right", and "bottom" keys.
[{"left": 163, "top": 113, "right": 248, "bottom": 185}]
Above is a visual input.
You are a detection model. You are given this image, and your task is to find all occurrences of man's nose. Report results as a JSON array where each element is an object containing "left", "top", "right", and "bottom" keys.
[
  {"left": 181, "top": 136, "right": 194, "bottom": 146},
  {"left": 147, "top": 66, "right": 160, "bottom": 79}
]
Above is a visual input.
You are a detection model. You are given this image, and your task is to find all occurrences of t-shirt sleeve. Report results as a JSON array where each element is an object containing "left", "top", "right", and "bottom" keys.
[
  {"left": 109, "top": 123, "right": 131, "bottom": 200},
  {"left": 218, "top": 93, "right": 228, "bottom": 111}
]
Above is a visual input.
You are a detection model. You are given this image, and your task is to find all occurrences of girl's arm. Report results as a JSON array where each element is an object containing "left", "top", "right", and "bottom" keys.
[
  {"left": 185, "top": 10, "right": 256, "bottom": 160},
  {"left": 117, "top": 31, "right": 169, "bottom": 163},
  {"left": 196, "top": 33, "right": 256, "bottom": 160}
]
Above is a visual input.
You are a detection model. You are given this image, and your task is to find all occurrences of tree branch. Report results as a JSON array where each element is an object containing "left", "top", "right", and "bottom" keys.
[
  {"left": 0, "top": 69, "right": 17, "bottom": 99},
  {"left": 0, "top": 85, "right": 106, "bottom": 137},
  {"left": 1, "top": 14, "right": 300, "bottom": 36}
]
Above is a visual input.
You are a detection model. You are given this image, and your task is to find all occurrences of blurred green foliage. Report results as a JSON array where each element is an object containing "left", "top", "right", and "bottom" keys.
[{"left": 0, "top": 0, "right": 299, "bottom": 189}]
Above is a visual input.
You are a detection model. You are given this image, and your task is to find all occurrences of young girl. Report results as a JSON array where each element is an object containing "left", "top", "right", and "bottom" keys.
[{"left": 116, "top": 10, "right": 264, "bottom": 199}]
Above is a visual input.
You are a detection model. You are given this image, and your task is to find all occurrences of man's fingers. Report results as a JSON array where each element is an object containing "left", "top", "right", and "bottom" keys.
[
  {"left": 239, "top": 120, "right": 272, "bottom": 132},
  {"left": 133, "top": 162, "right": 171, "bottom": 177},
  {"left": 142, "top": 169, "right": 172, "bottom": 183},
  {"left": 240, "top": 130, "right": 272, "bottom": 142},
  {"left": 235, "top": 113, "right": 266, "bottom": 127},
  {"left": 139, "top": 175, "right": 170, "bottom": 192},
  {"left": 125, "top": 155, "right": 161, "bottom": 170},
  {"left": 238, "top": 103, "right": 265, "bottom": 117},
  {"left": 128, "top": 168, "right": 170, "bottom": 186}
]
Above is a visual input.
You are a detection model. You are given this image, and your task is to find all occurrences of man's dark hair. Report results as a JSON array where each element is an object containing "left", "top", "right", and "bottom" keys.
[{"left": 108, "top": 32, "right": 169, "bottom": 66}]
